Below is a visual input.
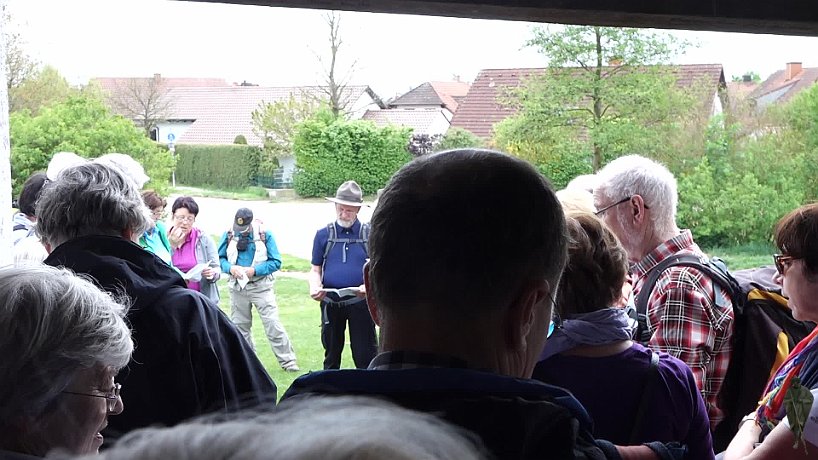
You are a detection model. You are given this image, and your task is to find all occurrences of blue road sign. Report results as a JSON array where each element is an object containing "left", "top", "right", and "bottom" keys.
[{"left": 167, "top": 133, "right": 176, "bottom": 142}]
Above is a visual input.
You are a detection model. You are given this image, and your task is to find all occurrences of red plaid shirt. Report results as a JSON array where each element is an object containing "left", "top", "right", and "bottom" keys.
[{"left": 632, "top": 230, "right": 734, "bottom": 429}]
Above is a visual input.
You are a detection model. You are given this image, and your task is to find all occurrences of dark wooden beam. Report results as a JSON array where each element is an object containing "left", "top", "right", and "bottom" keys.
[{"left": 183, "top": 0, "right": 818, "bottom": 36}]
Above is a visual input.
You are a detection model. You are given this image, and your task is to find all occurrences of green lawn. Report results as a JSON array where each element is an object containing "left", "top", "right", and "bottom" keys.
[
  {"left": 217, "top": 270, "right": 356, "bottom": 396},
  {"left": 704, "top": 242, "right": 776, "bottom": 270}
]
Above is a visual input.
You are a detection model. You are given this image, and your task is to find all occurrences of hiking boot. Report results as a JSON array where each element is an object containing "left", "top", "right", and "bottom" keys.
[{"left": 283, "top": 363, "right": 300, "bottom": 372}]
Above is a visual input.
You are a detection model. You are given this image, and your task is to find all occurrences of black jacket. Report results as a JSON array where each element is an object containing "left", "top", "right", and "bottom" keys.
[
  {"left": 283, "top": 368, "right": 608, "bottom": 460},
  {"left": 45, "top": 236, "right": 277, "bottom": 440}
]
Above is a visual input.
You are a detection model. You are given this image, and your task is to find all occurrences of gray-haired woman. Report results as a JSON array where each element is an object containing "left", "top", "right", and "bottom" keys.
[{"left": 0, "top": 265, "right": 132, "bottom": 458}]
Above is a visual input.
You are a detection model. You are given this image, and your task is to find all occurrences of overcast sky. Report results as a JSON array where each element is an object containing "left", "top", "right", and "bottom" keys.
[{"left": 7, "top": 0, "right": 818, "bottom": 99}]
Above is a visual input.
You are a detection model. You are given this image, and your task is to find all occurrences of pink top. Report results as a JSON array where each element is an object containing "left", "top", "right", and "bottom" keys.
[{"left": 172, "top": 227, "right": 200, "bottom": 292}]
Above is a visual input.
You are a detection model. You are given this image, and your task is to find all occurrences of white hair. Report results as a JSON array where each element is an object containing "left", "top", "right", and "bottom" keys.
[
  {"left": 566, "top": 174, "right": 599, "bottom": 194},
  {"left": 36, "top": 162, "right": 152, "bottom": 249},
  {"left": 594, "top": 155, "right": 678, "bottom": 236},
  {"left": 73, "top": 396, "right": 488, "bottom": 460},
  {"left": 96, "top": 153, "right": 150, "bottom": 189},
  {"left": 0, "top": 265, "right": 132, "bottom": 422},
  {"left": 556, "top": 188, "right": 595, "bottom": 214}
]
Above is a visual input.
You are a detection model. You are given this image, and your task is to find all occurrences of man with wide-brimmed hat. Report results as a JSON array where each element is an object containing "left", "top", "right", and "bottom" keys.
[
  {"left": 308, "top": 181, "right": 378, "bottom": 369},
  {"left": 218, "top": 207, "right": 299, "bottom": 372}
]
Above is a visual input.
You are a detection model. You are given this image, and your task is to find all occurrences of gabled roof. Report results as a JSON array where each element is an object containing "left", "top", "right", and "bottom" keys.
[
  {"left": 362, "top": 108, "right": 450, "bottom": 136},
  {"left": 450, "top": 64, "right": 726, "bottom": 139},
  {"left": 750, "top": 66, "right": 818, "bottom": 106},
  {"left": 165, "top": 85, "right": 378, "bottom": 145},
  {"left": 92, "top": 76, "right": 231, "bottom": 94},
  {"left": 390, "top": 81, "right": 471, "bottom": 112}
]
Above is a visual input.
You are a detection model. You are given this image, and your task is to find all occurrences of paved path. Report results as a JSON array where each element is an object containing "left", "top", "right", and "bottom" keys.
[{"left": 167, "top": 195, "right": 374, "bottom": 262}]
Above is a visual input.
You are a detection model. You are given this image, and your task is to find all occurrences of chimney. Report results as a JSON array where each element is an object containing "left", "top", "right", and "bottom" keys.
[
  {"left": 742, "top": 74, "right": 753, "bottom": 83},
  {"left": 153, "top": 73, "right": 161, "bottom": 81},
  {"left": 786, "top": 62, "right": 802, "bottom": 80}
]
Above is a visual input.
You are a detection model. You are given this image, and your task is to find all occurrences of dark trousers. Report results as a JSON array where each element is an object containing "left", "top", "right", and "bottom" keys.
[{"left": 320, "top": 299, "right": 378, "bottom": 369}]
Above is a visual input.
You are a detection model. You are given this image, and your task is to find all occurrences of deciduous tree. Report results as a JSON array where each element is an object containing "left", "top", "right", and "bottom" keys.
[
  {"left": 10, "top": 93, "right": 174, "bottom": 194},
  {"left": 316, "top": 11, "right": 356, "bottom": 117},
  {"left": 495, "top": 26, "right": 698, "bottom": 174},
  {"left": 3, "top": 5, "right": 38, "bottom": 113},
  {"left": 251, "top": 94, "right": 318, "bottom": 172},
  {"left": 9, "top": 65, "right": 74, "bottom": 115},
  {"left": 109, "top": 75, "right": 173, "bottom": 138}
]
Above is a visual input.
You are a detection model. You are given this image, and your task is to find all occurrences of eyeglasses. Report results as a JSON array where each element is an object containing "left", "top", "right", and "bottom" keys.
[
  {"left": 594, "top": 196, "right": 650, "bottom": 216},
  {"left": 773, "top": 254, "right": 796, "bottom": 275},
  {"left": 151, "top": 209, "right": 167, "bottom": 219},
  {"left": 173, "top": 215, "right": 195, "bottom": 223},
  {"left": 63, "top": 383, "right": 122, "bottom": 412}
]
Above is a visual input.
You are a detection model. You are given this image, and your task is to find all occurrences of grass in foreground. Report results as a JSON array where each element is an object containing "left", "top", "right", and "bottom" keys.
[
  {"left": 217, "top": 275, "right": 356, "bottom": 397},
  {"left": 704, "top": 242, "right": 776, "bottom": 270}
]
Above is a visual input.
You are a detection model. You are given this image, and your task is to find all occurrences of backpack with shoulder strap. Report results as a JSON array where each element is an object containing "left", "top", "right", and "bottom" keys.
[
  {"left": 226, "top": 226, "right": 267, "bottom": 245},
  {"left": 321, "top": 222, "right": 370, "bottom": 265},
  {"left": 635, "top": 255, "right": 815, "bottom": 451}
]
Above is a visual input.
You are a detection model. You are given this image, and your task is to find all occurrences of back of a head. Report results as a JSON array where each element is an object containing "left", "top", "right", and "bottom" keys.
[
  {"left": 85, "top": 396, "right": 488, "bottom": 460},
  {"left": 558, "top": 213, "right": 628, "bottom": 316},
  {"left": 17, "top": 173, "right": 48, "bottom": 217},
  {"left": 594, "top": 154, "right": 678, "bottom": 231},
  {"left": 369, "top": 148, "right": 567, "bottom": 320},
  {"left": 36, "top": 162, "right": 152, "bottom": 249},
  {"left": 557, "top": 188, "right": 595, "bottom": 214},
  {"left": 96, "top": 153, "right": 150, "bottom": 190}
]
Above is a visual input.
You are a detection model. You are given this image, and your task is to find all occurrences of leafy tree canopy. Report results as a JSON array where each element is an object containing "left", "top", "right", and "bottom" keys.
[
  {"left": 10, "top": 93, "right": 174, "bottom": 194},
  {"left": 495, "top": 26, "right": 700, "bottom": 177},
  {"left": 251, "top": 94, "right": 319, "bottom": 173},
  {"left": 9, "top": 65, "right": 75, "bottom": 115}
]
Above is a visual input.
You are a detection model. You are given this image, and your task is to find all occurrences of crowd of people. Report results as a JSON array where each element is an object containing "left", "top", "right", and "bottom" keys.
[{"left": 3, "top": 148, "right": 818, "bottom": 459}]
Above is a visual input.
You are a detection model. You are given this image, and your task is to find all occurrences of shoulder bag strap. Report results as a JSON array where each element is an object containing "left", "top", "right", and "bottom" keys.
[{"left": 629, "top": 351, "right": 661, "bottom": 444}]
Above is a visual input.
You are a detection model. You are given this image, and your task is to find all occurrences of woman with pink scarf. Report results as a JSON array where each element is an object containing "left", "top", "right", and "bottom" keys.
[{"left": 168, "top": 196, "right": 220, "bottom": 304}]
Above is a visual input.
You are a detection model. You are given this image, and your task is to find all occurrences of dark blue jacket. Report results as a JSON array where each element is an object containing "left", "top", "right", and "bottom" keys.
[
  {"left": 284, "top": 367, "right": 607, "bottom": 460},
  {"left": 45, "top": 236, "right": 277, "bottom": 441}
]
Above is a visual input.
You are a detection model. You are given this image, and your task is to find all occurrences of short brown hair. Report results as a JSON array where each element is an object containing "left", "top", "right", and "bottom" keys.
[
  {"left": 142, "top": 190, "right": 167, "bottom": 210},
  {"left": 774, "top": 203, "right": 818, "bottom": 277},
  {"left": 557, "top": 212, "right": 628, "bottom": 316}
]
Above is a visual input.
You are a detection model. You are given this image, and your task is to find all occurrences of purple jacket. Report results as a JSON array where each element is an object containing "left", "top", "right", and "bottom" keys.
[{"left": 534, "top": 342, "right": 714, "bottom": 460}]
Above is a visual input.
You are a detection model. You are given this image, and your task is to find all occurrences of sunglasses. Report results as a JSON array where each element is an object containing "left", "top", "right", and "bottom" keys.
[{"left": 773, "top": 254, "right": 796, "bottom": 275}]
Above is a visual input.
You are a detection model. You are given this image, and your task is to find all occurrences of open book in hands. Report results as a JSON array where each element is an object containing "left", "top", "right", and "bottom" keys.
[{"left": 319, "top": 286, "right": 361, "bottom": 298}]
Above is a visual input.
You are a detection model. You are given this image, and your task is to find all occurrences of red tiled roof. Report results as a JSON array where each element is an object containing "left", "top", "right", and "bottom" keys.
[
  {"left": 166, "top": 85, "right": 375, "bottom": 145},
  {"left": 726, "top": 81, "right": 760, "bottom": 110},
  {"left": 362, "top": 108, "right": 450, "bottom": 135},
  {"left": 749, "top": 67, "right": 818, "bottom": 105},
  {"left": 450, "top": 64, "right": 725, "bottom": 139},
  {"left": 92, "top": 76, "right": 230, "bottom": 94},
  {"left": 390, "top": 81, "right": 471, "bottom": 112}
]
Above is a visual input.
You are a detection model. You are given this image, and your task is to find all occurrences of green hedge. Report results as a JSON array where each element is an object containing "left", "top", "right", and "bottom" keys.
[
  {"left": 293, "top": 112, "right": 412, "bottom": 197},
  {"left": 175, "top": 144, "right": 261, "bottom": 189}
]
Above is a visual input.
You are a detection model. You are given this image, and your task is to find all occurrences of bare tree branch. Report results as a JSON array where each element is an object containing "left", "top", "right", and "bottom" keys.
[
  {"left": 317, "top": 11, "right": 356, "bottom": 117},
  {"left": 110, "top": 75, "right": 173, "bottom": 137}
]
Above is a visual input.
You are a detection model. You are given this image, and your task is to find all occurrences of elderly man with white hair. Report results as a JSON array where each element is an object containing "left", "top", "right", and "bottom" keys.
[
  {"left": 35, "top": 161, "right": 277, "bottom": 443},
  {"left": 593, "top": 154, "right": 734, "bottom": 431}
]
